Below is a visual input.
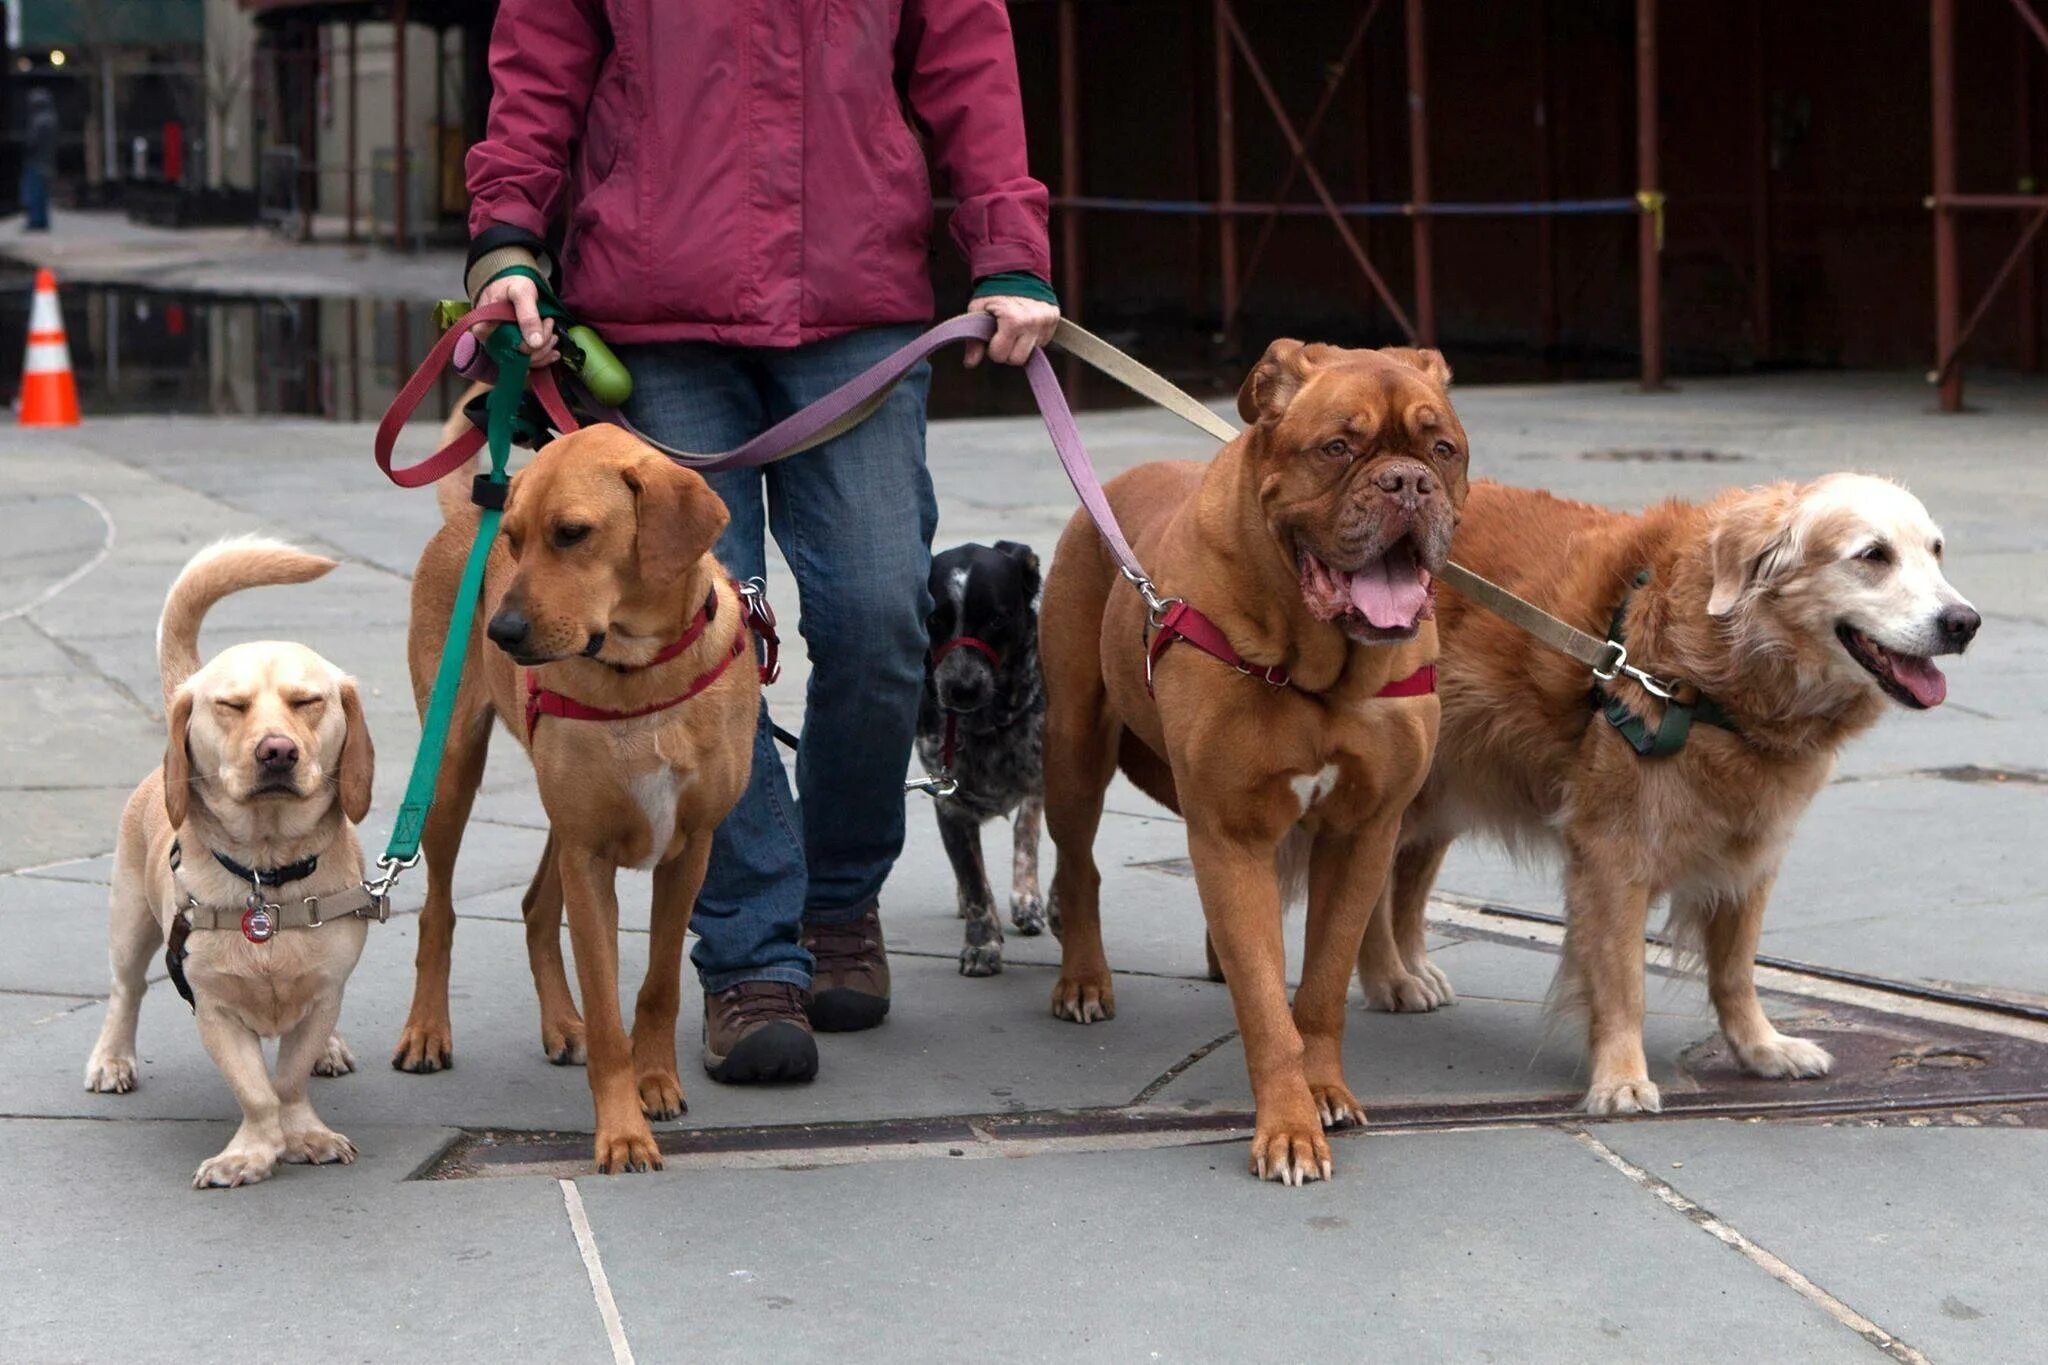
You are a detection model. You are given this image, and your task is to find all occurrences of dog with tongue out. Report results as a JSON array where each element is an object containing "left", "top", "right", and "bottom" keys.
[{"left": 1036, "top": 337, "right": 1470, "bottom": 1186}]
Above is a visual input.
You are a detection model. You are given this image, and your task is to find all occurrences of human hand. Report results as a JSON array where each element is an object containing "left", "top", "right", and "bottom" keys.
[
  {"left": 965, "top": 294, "right": 1060, "bottom": 368},
  {"left": 471, "top": 271, "right": 560, "bottom": 367}
]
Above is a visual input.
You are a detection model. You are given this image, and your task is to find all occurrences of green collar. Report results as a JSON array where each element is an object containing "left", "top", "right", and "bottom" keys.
[{"left": 1594, "top": 569, "right": 1742, "bottom": 758}]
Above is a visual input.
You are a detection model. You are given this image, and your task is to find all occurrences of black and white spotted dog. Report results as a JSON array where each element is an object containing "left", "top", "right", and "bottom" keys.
[{"left": 916, "top": 541, "right": 1047, "bottom": 977}]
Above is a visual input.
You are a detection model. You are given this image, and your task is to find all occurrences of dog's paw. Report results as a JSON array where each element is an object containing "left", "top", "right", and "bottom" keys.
[
  {"left": 1582, "top": 1076, "right": 1663, "bottom": 1116},
  {"left": 1360, "top": 969, "right": 1444, "bottom": 1014},
  {"left": 637, "top": 1071, "right": 688, "bottom": 1122},
  {"left": 1051, "top": 973, "right": 1115, "bottom": 1024},
  {"left": 282, "top": 1126, "right": 357, "bottom": 1166},
  {"left": 1733, "top": 1031, "right": 1834, "bottom": 1080},
  {"left": 194, "top": 1143, "right": 282, "bottom": 1189},
  {"left": 1248, "top": 1109, "right": 1334, "bottom": 1187},
  {"left": 313, "top": 1034, "right": 356, "bottom": 1078},
  {"left": 543, "top": 1018, "right": 588, "bottom": 1067},
  {"left": 1010, "top": 893, "right": 1048, "bottom": 936},
  {"left": 84, "top": 1051, "right": 137, "bottom": 1094},
  {"left": 959, "top": 942, "right": 1004, "bottom": 977},
  {"left": 1409, "top": 955, "right": 1457, "bottom": 1006},
  {"left": 1309, "top": 1080, "right": 1367, "bottom": 1131},
  {"left": 390, "top": 1018, "right": 453, "bottom": 1074},
  {"left": 593, "top": 1125, "right": 665, "bottom": 1175}
]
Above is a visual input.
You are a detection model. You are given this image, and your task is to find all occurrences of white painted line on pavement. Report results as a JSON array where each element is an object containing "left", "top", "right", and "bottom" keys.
[
  {"left": 559, "top": 1177, "right": 636, "bottom": 1365},
  {"left": 0, "top": 492, "right": 116, "bottom": 624},
  {"left": 1572, "top": 1129, "right": 1930, "bottom": 1365}
]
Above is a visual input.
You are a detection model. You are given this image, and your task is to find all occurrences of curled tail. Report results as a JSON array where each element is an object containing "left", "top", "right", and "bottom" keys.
[
  {"left": 157, "top": 536, "right": 336, "bottom": 708},
  {"left": 435, "top": 382, "right": 492, "bottom": 522}
]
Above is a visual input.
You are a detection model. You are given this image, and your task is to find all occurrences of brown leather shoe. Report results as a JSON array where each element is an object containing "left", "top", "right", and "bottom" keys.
[
  {"left": 702, "top": 981, "right": 818, "bottom": 1084},
  {"left": 803, "top": 907, "right": 891, "bottom": 1032}
]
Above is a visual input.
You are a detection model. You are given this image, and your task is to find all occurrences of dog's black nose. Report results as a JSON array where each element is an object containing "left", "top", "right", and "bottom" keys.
[
  {"left": 1938, "top": 604, "right": 1981, "bottom": 650},
  {"left": 487, "top": 608, "right": 531, "bottom": 650},
  {"left": 255, "top": 735, "right": 299, "bottom": 772},
  {"left": 1373, "top": 462, "right": 1435, "bottom": 499}
]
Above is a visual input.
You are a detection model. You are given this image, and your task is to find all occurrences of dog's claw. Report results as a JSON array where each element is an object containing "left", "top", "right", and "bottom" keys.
[
  {"left": 312, "top": 1034, "right": 356, "bottom": 1078},
  {"left": 390, "top": 1020, "right": 454, "bottom": 1075},
  {"left": 1583, "top": 1076, "right": 1663, "bottom": 1116},
  {"left": 84, "top": 1052, "right": 137, "bottom": 1094},
  {"left": 594, "top": 1127, "right": 664, "bottom": 1175},
  {"left": 959, "top": 942, "right": 1004, "bottom": 977},
  {"left": 1010, "top": 894, "right": 1048, "bottom": 936},
  {"left": 637, "top": 1072, "right": 688, "bottom": 1122},
  {"left": 1050, "top": 975, "right": 1115, "bottom": 1024},
  {"left": 543, "top": 1020, "right": 589, "bottom": 1067}
]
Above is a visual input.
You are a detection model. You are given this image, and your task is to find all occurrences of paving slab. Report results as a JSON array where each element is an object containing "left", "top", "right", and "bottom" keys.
[
  {"left": 0, "top": 1118, "right": 606, "bottom": 1365},
  {"left": 1590, "top": 1119, "right": 2048, "bottom": 1363},
  {"left": 573, "top": 1128, "right": 1875, "bottom": 1364}
]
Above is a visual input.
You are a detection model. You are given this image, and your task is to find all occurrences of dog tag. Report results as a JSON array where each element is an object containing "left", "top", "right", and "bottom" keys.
[{"left": 241, "top": 894, "right": 276, "bottom": 944}]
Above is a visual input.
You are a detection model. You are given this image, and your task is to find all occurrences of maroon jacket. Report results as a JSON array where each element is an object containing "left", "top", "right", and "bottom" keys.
[{"left": 466, "top": 0, "right": 1052, "bottom": 348}]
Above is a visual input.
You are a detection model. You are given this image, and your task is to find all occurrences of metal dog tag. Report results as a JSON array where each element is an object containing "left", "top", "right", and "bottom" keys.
[{"left": 241, "top": 893, "right": 276, "bottom": 944}]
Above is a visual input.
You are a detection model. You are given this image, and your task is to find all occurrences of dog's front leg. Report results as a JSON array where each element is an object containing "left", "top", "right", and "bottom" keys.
[
  {"left": 1358, "top": 837, "right": 1455, "bottom": 1013},
  {"left": 1686, "top": 873, "right": 1833, "bottom": 1082},
  {"left": 1009, "top": 795, "right": 1047, "bottom": 936},
  {"left": 274, "top": 989, "right": 357, "bottom": 1168},
  {"left": 1297, "top": 816, "right": 1402, "bottom": 1134},
  {"left": 520, "top": 833, "right": 587, "bottom": 1067},
  {"left": 937, "top": 802, "right": 1003, "bottom": 976},
  {"left": 633, "top": 837, "right": 710, "bottom": 1123},
  {"left": 558, "top": 848, "right": 662, "bottom": 1174},
  {"left": 1560, "top": 851, "right": 1660, "bottom": 1115},
  {"left": 192, "top": 1006, "right": 287, "bottom": 1189},
  {"left": 1188, "top": 829, "right": 1326, "bottom": 1185}
]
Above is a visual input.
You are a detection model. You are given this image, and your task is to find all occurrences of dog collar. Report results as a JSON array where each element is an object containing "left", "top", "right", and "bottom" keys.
[
  {"left": 163, "top": 840, "right": 389, "bottom": 1011},
  {"left": 1144, "top": 599, "right": 1436, "bottom": 701},
  {"left": 605, "top": 588, "right": 718, "bottom": 674},
  {"left": 931, "top": 634, "right": 1001, "bottom": 668},
  {"left": 1593, "top": 568, "right": 1742, "bottom": 758},
  {"left": 203, "top": 844, "right": 320, "bottom": 888}
]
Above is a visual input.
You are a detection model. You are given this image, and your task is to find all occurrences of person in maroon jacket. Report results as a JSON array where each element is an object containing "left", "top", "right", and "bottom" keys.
[{"left": 463, "top": 0, "right": 1058, "bottom": 1085}]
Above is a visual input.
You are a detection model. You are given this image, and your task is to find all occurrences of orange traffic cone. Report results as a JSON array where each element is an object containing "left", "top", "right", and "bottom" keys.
[{"left": 18, "top": 269, "right": 80, "bottom": 428}]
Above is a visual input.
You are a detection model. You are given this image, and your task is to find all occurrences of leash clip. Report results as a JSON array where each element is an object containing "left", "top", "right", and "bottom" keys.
[
  {"left": 905, "top": 773, "right": 960, "bottom": 799},
  {"left": 1121, "top": 567, "right": 1182, "bottom": 630},
  {"left": 364, "top": 853, "right": 419, "bottom": 901},
  {"left": 1590, "top": 642, "right": 1677, "bottom": 700}
]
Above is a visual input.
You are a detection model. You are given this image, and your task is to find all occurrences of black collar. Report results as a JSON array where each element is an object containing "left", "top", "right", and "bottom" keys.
[{"left": 171, "top": 839, "right": 320, "bottom": 888}]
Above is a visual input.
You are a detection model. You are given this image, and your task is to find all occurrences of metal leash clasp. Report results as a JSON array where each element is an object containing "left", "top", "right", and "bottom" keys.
[
  {"left": 1590, "top": 641, "right": 1678, "bottom": 700},
  {"left": 1123, "top": 567, "right": 1184, "bottom": 691},
  {"left": 363, "top": 853, "right": 419, "bottom": 902},
  {"left": 905, "top": 772, "right": 960, "bottom": 799}
]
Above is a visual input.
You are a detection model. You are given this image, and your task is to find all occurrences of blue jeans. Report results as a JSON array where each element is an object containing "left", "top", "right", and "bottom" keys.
[
  {"left": 20, "top": 168, "right": 49, "bottom": 231},
  {"left": 621, "top": 325, "right": 936, "bottom": 992}
]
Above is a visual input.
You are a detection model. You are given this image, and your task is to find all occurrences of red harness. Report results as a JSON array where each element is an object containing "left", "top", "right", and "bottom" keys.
[
  {"left": 525, "top": 582, "right": 782, "bottom": 740},
  {"left": 1146, "top": 599, "right": 1437, "bottom": 700}
]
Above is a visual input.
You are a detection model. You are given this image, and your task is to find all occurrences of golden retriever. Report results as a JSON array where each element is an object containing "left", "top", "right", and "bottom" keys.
[
  {"left": 85, "top": 537, "right": 377, "bottom": 1187},
  {"left": 1359, "top": 474, "right": 1978, "bottom": 1114}
]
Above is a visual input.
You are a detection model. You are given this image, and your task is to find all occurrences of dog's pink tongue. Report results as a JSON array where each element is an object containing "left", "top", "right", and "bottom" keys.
[
  {"left": 1348, "top": 542, "right": 1431, "bottom": 629},
  {"left": 1888, "top": 651, "right": 1948, "bottom": 708}
]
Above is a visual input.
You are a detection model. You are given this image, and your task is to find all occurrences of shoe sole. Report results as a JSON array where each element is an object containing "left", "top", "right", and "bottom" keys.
[
  {"left": 806, "top": 987, "right": 890, "bottom": 1033},
  {"left": 703, "top": 1020, "right": 819, "bottom": 1084}
]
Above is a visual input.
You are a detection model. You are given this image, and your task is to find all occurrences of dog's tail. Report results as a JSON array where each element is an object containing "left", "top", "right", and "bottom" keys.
[
  {"left": 434, "top": 382, "right": 493, "bottom": 522},
  {"left": 157, "top": 536, "right": 337, "bottom": 707}
]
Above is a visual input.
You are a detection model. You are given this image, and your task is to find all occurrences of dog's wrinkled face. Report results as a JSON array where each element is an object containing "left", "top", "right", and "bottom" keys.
[
  {"left": 1237, "top": 340, "right": 1470, "bottom": 643},
  {"left": 489, "top": 425, "right": 730, "bottom": 666},
  {"left": 926, "top": 540, "right": 1041, "bottom": 713},
  {"left": 164, "top": 642, "right": 373, "bottom": 833},
  {"left": 1708, "top": 474, "right": 1979, "bottom": 710}
]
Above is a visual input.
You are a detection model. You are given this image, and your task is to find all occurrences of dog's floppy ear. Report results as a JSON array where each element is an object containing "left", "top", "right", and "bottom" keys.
[
  {"left": 1707, "top": 484, "right": 1803, "bottom": 618},
  {"left": 337, "top": 680, "right": 375, "bottom": 825},
  {"left": 622, "top": 456, "right": 730, "bottom": 584},
  {"left": 1377, "top": 346, "right": 1453, "bottom": 388},
  {"left": 994, "top": 540, "right": 1041, "bottom": 599},
  {"left": 162, "top": 691, "right": 194, "bottom": 829},
  {"left": 1236, "top": 338, "right": 1316, "bottom": 424}
]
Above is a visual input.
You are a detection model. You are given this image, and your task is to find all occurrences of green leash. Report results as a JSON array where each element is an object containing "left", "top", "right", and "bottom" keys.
[
  {"left": 1595, "top": 568, "right": 1743, "bottom": 759},
  {"left": 369, "top": 275, "right": 563, "bottom": 893}
]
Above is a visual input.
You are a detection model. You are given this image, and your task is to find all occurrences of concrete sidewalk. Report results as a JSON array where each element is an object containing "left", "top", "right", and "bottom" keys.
[{"left": 1, "top": 373, "right": 2044, "bottom": 1362}]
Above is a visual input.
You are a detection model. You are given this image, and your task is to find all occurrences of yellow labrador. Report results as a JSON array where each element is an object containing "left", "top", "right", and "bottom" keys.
[{"left": 84, "top": 537, "right": 378, "bottom": 1188}]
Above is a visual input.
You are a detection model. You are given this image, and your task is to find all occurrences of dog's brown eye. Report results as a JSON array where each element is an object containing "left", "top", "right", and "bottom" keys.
[
  {"left": 1433, "top": 440, "right": 1459, "bottom": 459},
  {"left": 553, "top": 524, "right": 591, "bottom": 549},
  {"left": 1321, "top": 439, "right": 1352, "bottom": 460},
  {"left": 1932, "top": 539, "right": 1944, "bottom": 559},
  {"left": 1857, "top": 543, "right": 1893, "bottom": 566}
]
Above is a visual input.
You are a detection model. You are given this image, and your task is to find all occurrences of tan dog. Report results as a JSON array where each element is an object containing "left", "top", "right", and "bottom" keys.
[
  {"left": 1360, "top": 476, "right": 1979, "bottom": 1114},
  {"left": 1039, "top": 340, "right": 1469, "bottom": 1184},
  {"left": 85, "top": 538, "right": 376, "bottom": 1188},
  {"left": 392, "top": 422, "right": 757, "bottom": 1174}
]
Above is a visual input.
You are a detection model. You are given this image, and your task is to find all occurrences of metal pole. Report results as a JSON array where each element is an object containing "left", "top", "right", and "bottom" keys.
[
  {"left": 1058, "top": 0, "right": 1083, "bottom": 320},
  {"left": 1405, "top": 0, "right": 1436, "bottom": 347},
  {"left": 346, "top": 22, "right": 359, "bottom": 244},
  {"left": 1750, "top": 0, "right": 1773, "bottom": 360},
  {"left": 1636, "top": 0, "right": 1665, "bottom": 389},
  {"left": 2019, "top": 31, "right": 2041, "bottom": 370},
  {"left": 394, "top": 0, "right": 411, "bottom": 252},
  {"left": 1215, "top": 0, "right": 1238, "bottom": 339},
  {"left": 1932, "top": 0, "right": 1962, "bottom": 410},
  {"left": 1534, "top": 0, "right": 1558, "bottom": 353}
]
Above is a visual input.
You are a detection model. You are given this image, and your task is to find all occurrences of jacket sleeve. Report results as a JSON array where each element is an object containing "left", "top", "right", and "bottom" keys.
[
  {"left": 897, "top": 0, "right": 1053, "bottom": 282},
  {"left": 464, "top": 0, "right": 609, "bottom": 244}
]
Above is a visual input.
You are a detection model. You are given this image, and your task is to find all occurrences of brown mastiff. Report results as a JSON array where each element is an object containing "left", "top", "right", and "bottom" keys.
[{"left": 1037, "top": 340, "right": 1469, "bottom": 1184}]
